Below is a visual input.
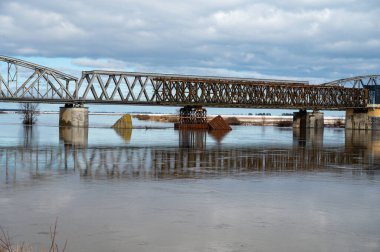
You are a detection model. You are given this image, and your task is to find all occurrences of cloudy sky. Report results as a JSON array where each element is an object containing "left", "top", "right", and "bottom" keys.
[{"left": 0, "top": 0, "right": 379, "bottom": 83}]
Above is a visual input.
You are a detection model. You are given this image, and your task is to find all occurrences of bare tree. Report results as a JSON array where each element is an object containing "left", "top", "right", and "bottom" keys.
[
  {"left": 0, "top": 218, "right": 67, "bottom": 252},
  {"left": 20, "top": 103, "right": 39, "bottom": 125}
]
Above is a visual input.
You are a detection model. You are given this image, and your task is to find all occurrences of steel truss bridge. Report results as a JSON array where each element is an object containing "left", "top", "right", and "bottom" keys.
[{"left": 0, "top": 55, "right": 379, "bottom": 110}]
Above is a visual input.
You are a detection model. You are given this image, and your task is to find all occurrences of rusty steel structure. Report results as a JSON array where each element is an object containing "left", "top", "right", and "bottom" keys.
[
  {"left": 0, "top": 56, "right": 78, "bottom": 102},
  {"left": 179, "top": 106, "right": 207, "bottom": 124},
  {"left": 0, "top": 55, "right": 375, "bottom": 110},
  {"left": 322, "top": 75, "right": 379, "bottom": 88},
  {"left": 155, "top": 76, "right": 367, "bottom": 109},
  {"left": 322, "top": 75, "right": 380, "bottom": 105}
]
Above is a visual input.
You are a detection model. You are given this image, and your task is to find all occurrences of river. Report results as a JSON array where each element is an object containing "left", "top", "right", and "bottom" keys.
[{"left": 0, "top": 113, "right": 379, "bottom": 252}]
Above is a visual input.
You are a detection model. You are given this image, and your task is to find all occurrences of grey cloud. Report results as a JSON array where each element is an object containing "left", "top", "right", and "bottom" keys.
[{"left": 0, "top": 0, "right": 379, "bottom": 81}]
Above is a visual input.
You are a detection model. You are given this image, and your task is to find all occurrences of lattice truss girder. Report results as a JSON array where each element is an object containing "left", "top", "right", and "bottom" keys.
[
  {"left": 157, "top": 79, "right": 367, "bottom": 109},
  {"left": 0, "top": 56, "right": 77, "bottom": 101},
  {"left": 76, "top": 72, "right": 157, "bottom": 103},
  {"left": 322, "top": 75, "right": 380, "bottom": 88}
]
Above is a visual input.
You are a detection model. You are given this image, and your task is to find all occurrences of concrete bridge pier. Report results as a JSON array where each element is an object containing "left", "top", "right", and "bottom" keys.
[
  {"left": 293, "top": 110, "right": 324, "bottom": 129},
  {"left": 59, "top": 104, "right": 89, "bottom": 127},
  {"left": 345, "top": 108, "right": 371, "bottom": 130},
  {"left": 369, "top": 107, "right": 380, "bottom": 130},
  {"left": 346, "top": 107, "right": 380, "bottom": 130},
  {"left": 174, "top": 105, "right": 208, "bottom": 129}
]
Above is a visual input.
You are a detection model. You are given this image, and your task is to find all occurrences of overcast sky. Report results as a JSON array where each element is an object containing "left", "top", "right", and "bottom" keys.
[{"left": 0, "top": 0, "right": 379, "bottom": 83}]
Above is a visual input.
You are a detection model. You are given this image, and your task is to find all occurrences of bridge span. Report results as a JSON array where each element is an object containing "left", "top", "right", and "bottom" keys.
[{"left": 0, "top": 55, "right": 379, "bottom": 130}]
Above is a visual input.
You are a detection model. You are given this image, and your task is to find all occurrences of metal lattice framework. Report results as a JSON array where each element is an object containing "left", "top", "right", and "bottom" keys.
[
  {"left": 179, "top": 106, "right": 207, "bottom": 124},
  {"left": 322, "top": 75, "right": 380, "bottom": 88},
  {"left": 74, "top": 71, "right": 368, "bottom": 109},
  {"left": 0, "top": 56, "right": 78, "bottom": 102},
  {"left": 322, "top": 75, "right": 380, "bottom": 105},
  {"left": 75, "top": 70, "right": 158, "bottom": 103},
  {"left": 0, "top": 55, "right": 376, "bottom": 109},
  {"left": 155, "top": 77, "right": 367, "bottom": 109}
]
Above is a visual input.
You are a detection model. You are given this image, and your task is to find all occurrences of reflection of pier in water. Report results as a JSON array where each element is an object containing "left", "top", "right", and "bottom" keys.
[{"left": 1, "top": 142, "right": 378, "bottom": 182}]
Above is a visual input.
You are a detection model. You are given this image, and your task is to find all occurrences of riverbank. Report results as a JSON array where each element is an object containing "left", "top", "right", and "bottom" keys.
[
  {"left": 133, "top": 114, "right": 345, "bottom": 127},
  {"left": 0, "top": 110, "right": 345, "bottom": 127}
]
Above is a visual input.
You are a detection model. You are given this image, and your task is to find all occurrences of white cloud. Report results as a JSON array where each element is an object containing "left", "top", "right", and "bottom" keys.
[
  {"left": 71, "top": 58, "right": 130, "bottom": 70},
  {"left": 0, "top": 0, "right": 379, "bottom": 80},
  {"left": 15, "top": 47, "right": 39, "bottom": 55}
]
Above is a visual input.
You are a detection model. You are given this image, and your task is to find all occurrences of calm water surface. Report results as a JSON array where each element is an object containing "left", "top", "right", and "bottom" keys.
[{"left": 0, "top": 113, "right": 380, "bottom": 252}]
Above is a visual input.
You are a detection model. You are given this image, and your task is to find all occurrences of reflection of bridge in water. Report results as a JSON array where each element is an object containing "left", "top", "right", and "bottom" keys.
[{"left": 1, "top": 130, "right": 379, "bottom": 181}]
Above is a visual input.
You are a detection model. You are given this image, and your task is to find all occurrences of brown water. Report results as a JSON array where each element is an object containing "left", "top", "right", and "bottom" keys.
[{"left": 0, "top": 114, "right": 380, "bottom": 251}]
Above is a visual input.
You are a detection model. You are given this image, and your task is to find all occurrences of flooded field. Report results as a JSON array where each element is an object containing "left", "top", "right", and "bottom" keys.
[{"left": 0, "top": 113, "right": 380, "bottom": 252}]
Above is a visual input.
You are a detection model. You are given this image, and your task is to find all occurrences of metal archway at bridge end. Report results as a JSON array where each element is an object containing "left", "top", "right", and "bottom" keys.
[
  {"left": 322, "top": 75, "right": 380, "bottom": 105},
  {"left": 0, "top": 55, "right": 78, "bottom": 102}
]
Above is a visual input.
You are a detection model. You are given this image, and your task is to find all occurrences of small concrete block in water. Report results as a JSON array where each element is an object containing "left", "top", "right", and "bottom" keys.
[
  {"left": 208, "top": 115, "right": 232, "bottom": 130},
  {"left": 112, "top": 114, "right": 133, "bottom": 129}
]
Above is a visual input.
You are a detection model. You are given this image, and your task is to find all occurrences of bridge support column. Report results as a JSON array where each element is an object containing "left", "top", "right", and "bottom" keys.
[
  {"left": 344, "top": 107, "right": 380, "bottom": 130},
  {"left": 345, "top": 108, "right": 372, "bottom": 130},
  {"left": 59, "top": 104, "right": 88, "bottom": 127},
  {"left": 293, "top": 110, "right": 324, "bottom": 129},
  {"left": 174, "top": 106, "right": 208, "bottom": 130},
  {"left": 368, "top": 107, "right": 380, "bottom": 130}
]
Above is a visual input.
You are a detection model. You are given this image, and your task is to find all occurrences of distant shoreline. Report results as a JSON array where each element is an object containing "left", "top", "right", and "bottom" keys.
[
  {"left": 0, "top": 110, "right": 345, "bottom": 127},
  {"left": 133, "top": 114, "right": 345, "bottom": 127}
]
